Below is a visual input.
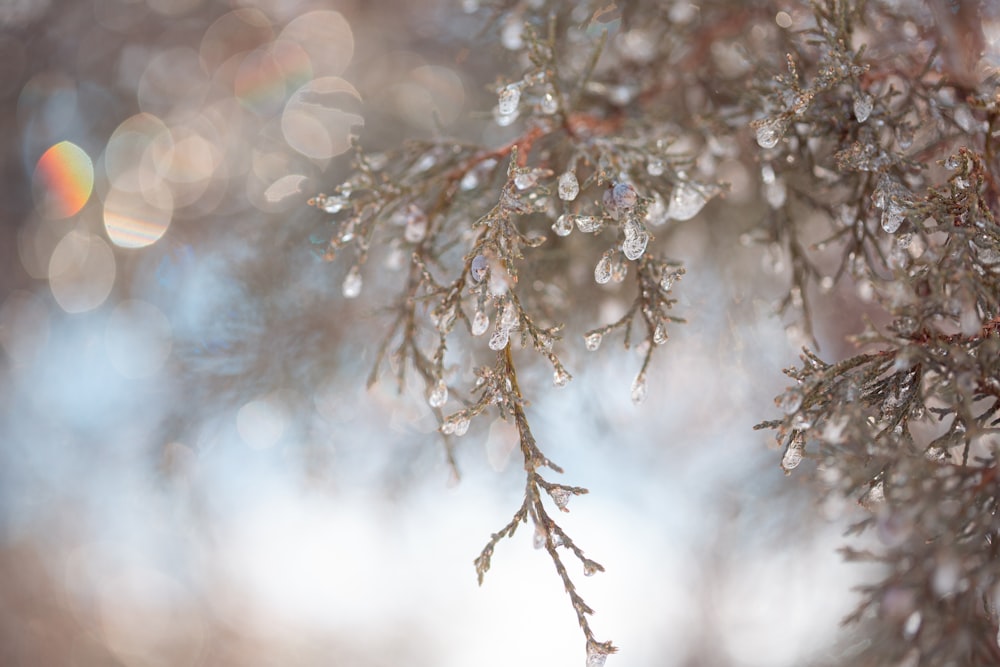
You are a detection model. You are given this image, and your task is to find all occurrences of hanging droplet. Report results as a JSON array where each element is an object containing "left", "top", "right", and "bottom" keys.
[
  {"left": 558, "top": 172, "right": 579, "bottom": 201},
  {"left": 342, "top": 266, "right": 362, "bottom": 298},
  {"left": 584, "top": 332, "right": 603, "bottom": 351},
  {"left": 453, "top": 416, "right": 470, "bottom": 436},
  {"left": 488, "top": 327, "right": 509, "bottom": 351},
  {"left": 646, "top": 158, "right": 665, "bottom": 176},
  {"left": 553, "top": 367, "right": 571, "bottom": 387},
  {"left": 428, "top": 379, "right": 448, "bottom": 408},
  {"left": 583, "top": 560, "right": 600, "bottom": 576},
  {"left": 552, "top": 214, "right": 573, "bottom": 237},
  {"left": 498, "top": 84, "right": 521, "bottom": 116},
  {"left": 550, "top": 487, "right": 571, "bottom": 511},
  {"left": 853, "top": 92, "right": 874, "bottom": 123},
  {"left": 753, "top": 116, "right": 787, "bottom": 149},
  {"left": 666, "top": 182, "right": 707, "bottom": 221},
  {"left": 631, "top": 373, "right": 647, "bottom": 404},
  {"left": 493, "top": 106, "right": 519, "bottom": 126},
  {"left": 499, "top": 301, "right": 518, "bottom": 330},
  {"left": 471, "top": 254, "right": 489, "bottom": 282},
  {"left": 540, "top": 90, "right": 558, "bottom": 115},
  {"left": 646, "top": 191, "right": 668, "bottom": 226},
  {"left": 881, "top": 202, "right": 905, "bottom": 233},
  {"left": 621, "top": 218, "right": 649, "bottom": 260},
  {"left": 611, "top": 182, "right": 639, "bottom": 211},
  {"left": 586, "top": 641, "right": 613, "bottom": 667},
  {"left": 781, "top": 432, "right": 804, "bottom": 474},
  {"left": 514, "top": 170, "right": 540, "bottom": 190},
  {"left": 610, "top": 253, "right": 628, "bottom": 282},
  {"left": 460, "top": 170, "right": 480, "bottom": 191},
  {"left": 653, "top": 324, "right": 668, "bottom": 345},
  {"left": 660, "top": 269, "right": 681, "bottom": 291},
  {"left": 594, "top": 251, "right": 613, "bottom": 284},
  {"left": 471, "top": 310, "right": 490, "bottom": 336},
  {"left": 575, "top": 216, "right": 602, "bottom": 233},
  {"left": 533, "top": 523, "right": 546, "bottom": 549}
]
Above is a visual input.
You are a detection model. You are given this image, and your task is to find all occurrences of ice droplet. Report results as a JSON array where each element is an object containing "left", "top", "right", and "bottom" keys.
[
  {"left": 583, "top": 560, "right": 600, "bottom": 576},
  {"left": 553, "top": 367, "right": 571, "bottom": 387},
  {"left": 471, "top": 254, "right": 489, "bottom": 282},
  {"left": 514, "top": 170, "right": 541, "bottom": 190},
  {"left": 488, "top": 327, "right": 509, "bottom": 351},
  {"left": 610, "top": 253, "right": 628, "bottom": 282},
  {"left": 540, "top": 90, "right": 558, "bottom": 115},
  {"left": 631, "top": 373, "right": 647, "bottom": 404},
  {"left": 493, "top": 106, "right": 519, "bottom": 126},
  {"left": 552, "top": 214, "right": 573, "bottom": 237},
  {"left": 550, "top": 487, "right": 571, "bottom": 510},
  {"left": 660, "top": 269, "right": 681, "bottom": 291},
  {"left": 320, "top": 194, "right": 349, "bottom": 213},
  {"left": 471, "top": 310, "right": 490, "bottom": 336},
  {"left": 666, "top": 182, "right": 707, "bottom": 221},
  {"left": 781, "top": 432, "right": 804, "bottom": 474},
  {"left": 881, "top": 202, "right": 905, "bottom": 233},
  {"left": 498, "top": 84, "right": 521, "bottom": 116},
  {"left": 753, "top": 116, "right": 787, "bottom": 149},
  {"left": 853, "top": 92, "right": 874, "bottom": 123},
  {"left": 646, "top": 158, "right": 665, "bottom": 176},
  {"left": 575, "top": 216, "right": 602, "bottom": 233},
  {"left": 584, "top": 332, "right": 603, "bottom": 351},
  {"left": 586, "top": 641, "right": 613, "bottom": 667},
  {"left": 621, "top": 218, "right": 649, "bottom": 260},
  {"left": 342, "top": 266, "right": 362, "bottom": 298},
  {"left": 594, "top": 252, "right": 613, "bottom": 284},
  {"left": 646, "top": 191, "right": 668, "bottom": 226},
  {"left": 460, "top": 170, "right": 480, "bottom": 190},
  {"left": 558, "top": 171, "right": 579, "bottom": 201},
  {"left": 611, "top": 182, "right": 639, "bottom": 211},
  {"left": 453, "top": 416, "right": 470, "bottom": 436},
  {"left": 653, "top": 323, "right": 668, "bottom": 345},
  {"left": 428, "top": 379, "right": 448, "bottom": 408},
  {"left": 533, "top": 524, "right": 546, "bottom": 549}
]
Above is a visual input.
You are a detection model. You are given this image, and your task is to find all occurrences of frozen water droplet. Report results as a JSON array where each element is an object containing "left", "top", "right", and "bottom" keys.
[
  {"left": 488, "top": 327, "right": 509, "bottom": 351},
  {"left": 342, "top": 266, "right": 362, "bottom": 298},
  {"left": 532, "top": 524, "right": 546, "bottom": 549},
  {"left": 586, "top": 641, "right": 613, "bottom": 667},
  {"left": 646, "top": 191, "right": 668, "bottom": 226},
  {"left": 631, "top": 373, "right": 647, "bottom": 404},
  {"left": 514, "top": 170, "right": 540, "bottom": 190},
  {"left": 550, "top": 487, "right": 571, "bottom": 510},
  {"left": 584, "top": 332, "right": 602, "bottom": 351},
  {"left": 881, "top": 202, "right": 905, "bottom": 233},
  {"left": 777, "top": 388, "right": 803, "bottom": 414},
  {"left": 594, "top": 252, "right": 613, "bottom": 284},
  {"left": 666, "top": 182, "right": 707, "bottom": 221},
  {"left": 471, "top": 310, "right": 490, "bottom": 336},
  {"left": 660, "top": 269, "right": 681, "bottom": 291},
  {"left": 414, "top": 153, "right": 437, "bottom": 172},
  {"left": 583, "top": 560, "right": 600, "bottom": 576},
  {"left": 470, "top": 254, "right": 489, "bottom": 283},
  {"left": 321, "top": 194, "right": 349, "bottom": 213},
  {"left": 853, "top": 92, "right": 874, "bottom": 123},
  {"left": 611, "top": 182, "right": 638, "bottom": 211},
  {"left": 646, "top": 158, "right": 664, "bottom": 176},
  {"left": 428, "top": 379, "right": 448, "bottom": 408},
  {"left": 540, "top": 89, "right": 558, "bottom": 114},
  {"left": 621, "top": 218, "right": 649, "bottom": 260},
  {"left": 753, "top": 116, "right": 787, "bottom": 149},
  {"left": 453, "top": 416, "right": 470, "bottom": 436},
  {"left": 552, "top": 214, "right": 573, "bottom": 237},
  {"left": 498, "top": 84, "right": 521, "bottom": 116},
  {"left": 553, "top": 367, "right": 571, "bottom": 387},
  {"left": 493, "top": 106, "right": 519, "bottom": 126},
  {"left": 653, "top": 323, "right": 668, "bottom": 345},
  {"left": 403, "top": 205, "right": 428, "bottom": 243},
  {"left": 781, "top": 433, "right": 804, "bottom": 474},
  {"left": 499, "top": 301, "right": 518, "bottom": 330},
  {"left": 558, "top": 172, "right": 579, "bottom": 201},
  {"left": 575, "top": 216, "right": 602, "bottom": 233}
]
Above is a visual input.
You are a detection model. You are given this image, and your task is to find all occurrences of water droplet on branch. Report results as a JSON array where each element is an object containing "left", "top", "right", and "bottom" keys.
[
  {"left": 428, "top": 379, "right": 449, "bottom": 408},
  {"left": 342, "top": 266, "right": 362, "bottom": 298},
  {"left": 594, "top": 251, "right": 613, "bottom": 284},
  {"left": 558, "top": 172, "right": 579, "bottom": 201},
  {"left": 666, "top": 182, "right": 707, "bottom": 221}
]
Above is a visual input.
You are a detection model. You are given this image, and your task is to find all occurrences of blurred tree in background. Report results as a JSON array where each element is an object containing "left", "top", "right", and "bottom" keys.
[{"left": 3, "top": 1, "right": 1000, "bottom": 666}]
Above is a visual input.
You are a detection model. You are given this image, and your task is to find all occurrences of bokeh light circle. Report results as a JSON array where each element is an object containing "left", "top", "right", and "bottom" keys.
[
  {"left": 281, "top": 77, "right": 363, "bottom": 160},
  {"left": 278, "top": 10, "right": 353, "bottom": 77},
  {"left": 33, "top": 141, "right": 94, "bottom": 219},
  {"left": 103, "top": 185, "right": 173, "bottom": 249},
  {"left": 48, "top": 230, "right": 116, "bottom": 313}
]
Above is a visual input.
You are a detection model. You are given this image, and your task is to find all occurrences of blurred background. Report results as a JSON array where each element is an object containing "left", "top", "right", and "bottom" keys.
[{"left": 1, "top": 1, "right": 879, "bottom": 665}]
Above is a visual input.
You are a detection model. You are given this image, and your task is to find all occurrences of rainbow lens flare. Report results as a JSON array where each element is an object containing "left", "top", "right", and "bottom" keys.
[{"left": 33, "top": 141, "right": 94, "bottom": 219}]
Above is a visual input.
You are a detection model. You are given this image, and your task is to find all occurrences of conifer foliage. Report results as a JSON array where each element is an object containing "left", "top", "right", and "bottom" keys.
[{"left": 313, "top": 1, "right": 1000, "bottom": 664}]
